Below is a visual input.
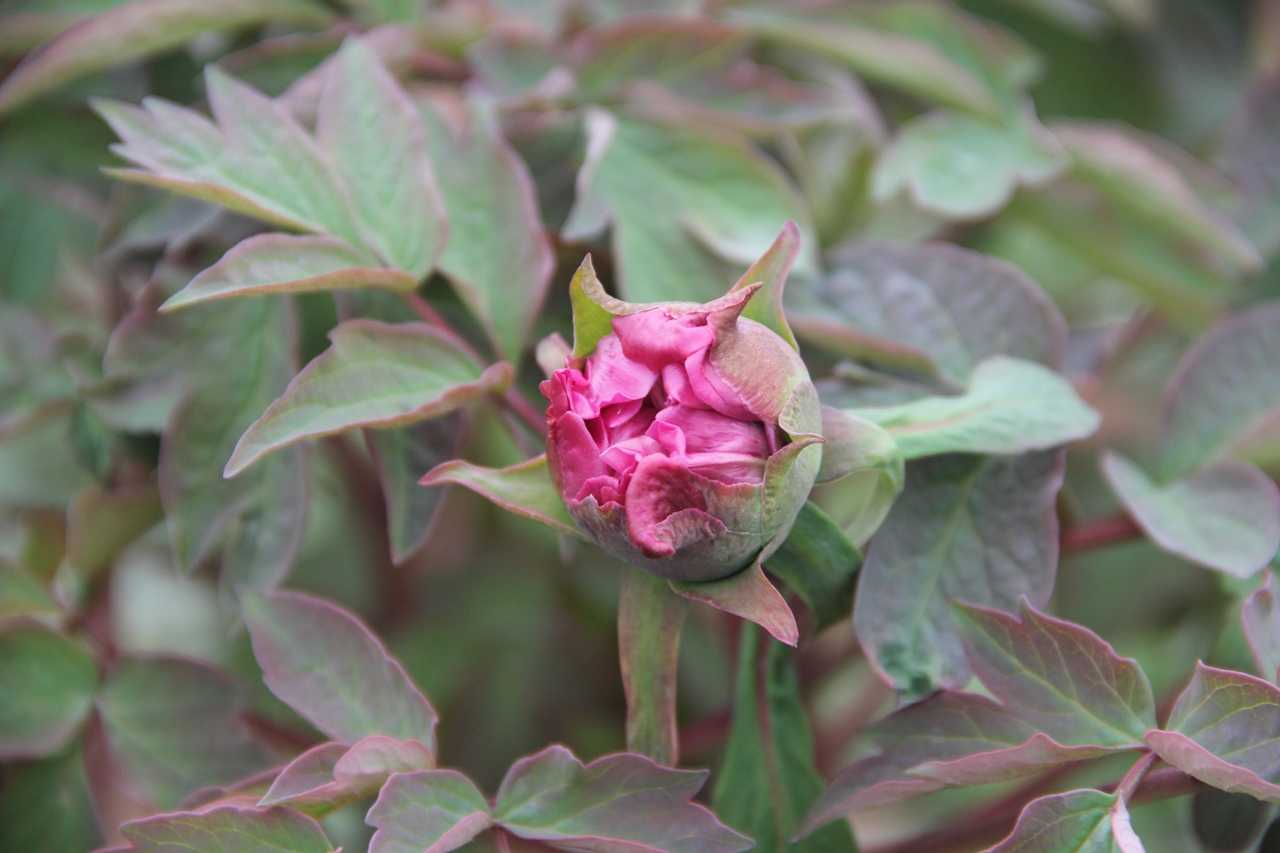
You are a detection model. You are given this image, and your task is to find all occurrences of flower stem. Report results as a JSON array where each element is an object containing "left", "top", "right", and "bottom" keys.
[{"left": 618, "top": 565, "right": 689, "bottom": 766}]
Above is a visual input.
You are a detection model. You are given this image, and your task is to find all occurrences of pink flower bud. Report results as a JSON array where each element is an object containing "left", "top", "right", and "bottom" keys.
[{"left": 542, "top": 276, "right": 822, "bottom": 582}]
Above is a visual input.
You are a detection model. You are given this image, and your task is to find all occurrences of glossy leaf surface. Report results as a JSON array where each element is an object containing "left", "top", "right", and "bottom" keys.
[
  {"left": 241, "top": 589, "right": 438, "bottom": 749},
  {"left": 0, "top": 625, "right": 96, "bottom": 759},
  {"left": 226, "top": 321, "right": 511, "bottom": 476},
  {"left": 1102, "top": 451, "right": 1280, "bottom": 578},
  {"left": 855, "top": 451, "right": 1065, "bottom": 697}
]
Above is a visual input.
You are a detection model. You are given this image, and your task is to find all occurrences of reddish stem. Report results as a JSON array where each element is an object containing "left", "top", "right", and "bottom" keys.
[{"left": 1060, "top": 513, "right": 1143, "bottom": 554}]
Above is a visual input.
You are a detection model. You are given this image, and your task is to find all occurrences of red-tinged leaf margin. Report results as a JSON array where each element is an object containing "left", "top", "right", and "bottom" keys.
[
  {"left": 366, "top": 770, "right": 494, "bottom": 853},
  {"left": 981, "top": 789, "right": 1136, "bottom": 853},
  {"left": 259, "top": 736, "right": 434, "bottom": 816},
  {"left": 671, "top": 559, "right": 799, "bottom": 646},
  {"left": 420, "top": 455, "right": 587, "bottom": 540},
  {"left": 728, "top": 220, "right": 801, "bottom": 351},
  {"left": 1144, "top": 663, "right": 1280, "bottom": 802},
  {"left": 1244, "top": 570, "right": 1280, "bottom": 685},
  {"left": 240, "top": 589, "right": 438, "bottom": 750},
  {"left": 111, "top": 804, "right": 334, "bottom": 853}
]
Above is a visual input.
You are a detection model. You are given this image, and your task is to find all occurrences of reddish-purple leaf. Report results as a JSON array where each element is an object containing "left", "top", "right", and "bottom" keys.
[
  {"left": 954, "top": 601, "right": 1157, "bottom": 746},
  {"left": 112, "top": 805, "right": 333, "bottom": 853},
  {"left": 1144, "top": 663, "right": 1280, "bottom": 801},
  {"left": 670, "top": 560, "right": 799, "bottom": 647},
  {"left": 494, "top": 746, "right": 753, "bottom": 853},
  {"left": 241, "top": 589, "right": 437, "bottom": 750},
  {"left": 259, "top": 736, "right": 434, "bottom": 817},
  {"left": 420, "top": 455, "right": 586, "bottom": 540},
  {"left": 367, "top": 770, "right": 493, "bottom": 853},
  {"left": 982, "top": 789, "right": 1142, "bottom": 853},
  {"left": 1243, "top": 571, "right": 1280, "bottom": 684},
  {"left": 800, "top": 692, "right": 1113, "bottom": 830}
]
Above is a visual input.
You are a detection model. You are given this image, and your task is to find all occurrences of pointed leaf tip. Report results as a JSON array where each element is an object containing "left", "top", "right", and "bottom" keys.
[{"left": 671, "top": 560, "right": 799, "bottom": 646}]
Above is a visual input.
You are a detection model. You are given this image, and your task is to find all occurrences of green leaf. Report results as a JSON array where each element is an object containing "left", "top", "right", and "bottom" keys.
[
  {"left": 95, "top": 656, "right": 273, "bottom": 810},
  {"left": 810, "top": 408, "right": 904, "bottom": 546},
  {"left": 419, "top": 98, "right": 555, "bottom": 362},
  {"left": 160, "top": 234, "right": 416, "bottom": 312},
  {"left": 93, "top": 66, "right": 362, "bottom": 244},
  {"left": 569, "top": 255, "right": 616, "bottom": 359},
  {"left": 0, "top": 744, "right": 101, "bottom": 853},
  {"left": 241, "top": 589, "right": 438, "bottom": 749},
  {"left": 1244, "top": 571, "right": 1280, "bottom": 684},
  {"left": 671, "top": 560, "right": 800, "bottom": 647},
  {"left": 984, "top": 789, "right": 1135, "bottom": 853},
  {"left": 1102, "top": 452, "right": 1280, "bottom": 578},
  {"left": 854, "top": 451, "right": 1065, "bottom": 698},
  {"left": 563, "top": 109, "right": 818, "bottom": 305},
  {"left": 64, "top": 483, "right": 163, "bottom": 580},
  {"left": 1053, "top": 122, "right": 1262, "bottom": 274},
  {"left": 713, "top": 623, "right": 855, "bottom": 853},
  {"left": 851, "top": 356, "right": 1100, "bottom": 459},
  {"left": 788, "top": 241, "right": 1065, "bottom": 387},
  {"left": 764, "top": 502, "right": 862, "bottom": 632},
  {"left": 318, "top": 38, "right": 446, "bottom": 279},
  {"left": 0, "top": 565, "right": 58, "bottom": 620},
  {"left": 0, "top": 0, "right": 332, "bottom": 114},
  {"left": 872, "top": 109, "right": 1067, "bottom": 221},
  {"left": 0, "top": 626, "right": 96, "bottom": 760},
  {"left": 368, "top": 414, "right": 463, "bottom": 565},
  {"left": 367, "top": 770, "right": 494, "bottom": 853},
  {"left": 260, "top": 735, "right": 435, "bottom": 817},
  {"left": 728, "top": 220, "right": 802, "bottom": 351},
  {"left": 0, "top": 308, "right": 75, "bottom": 441},
  {"left": 494, "top": 745, "right": 754, "bottom": 853},
  {"left": 420, "top": 455, "right": 586, "bottom": 540},
  {"left": 226, "top": 320, "right": 512, "bottom": 476},
  {"left": 1162, "top": 301, "right": 1280, "bottom": 478},
  {"left": 114, "top": 805, "right": 333, "bottom": 853}
]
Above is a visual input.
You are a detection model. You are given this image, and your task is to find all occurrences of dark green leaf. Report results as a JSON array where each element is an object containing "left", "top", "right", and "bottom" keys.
[
  {"left": 368, "top": 414, "right": 463, "bottom": 565},
  {"left": 0, "top": 625, "right": 96, "bottom": 759},
  {"left": 764, "top": 501, "right": 862, "bottom": 632},
  {"left": 0, "top": 745, "right": 102, "bottom": 853}
]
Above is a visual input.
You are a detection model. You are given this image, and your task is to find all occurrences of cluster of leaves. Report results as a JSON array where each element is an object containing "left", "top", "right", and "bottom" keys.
[{"left": 2, "top": 0, "right": 1280, "bottom": 851}]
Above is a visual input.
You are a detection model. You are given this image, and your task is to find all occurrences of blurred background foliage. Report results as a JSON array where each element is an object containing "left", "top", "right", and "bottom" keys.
[{"left": 0, "top": 0, "right": 1279, "bottom": 851}]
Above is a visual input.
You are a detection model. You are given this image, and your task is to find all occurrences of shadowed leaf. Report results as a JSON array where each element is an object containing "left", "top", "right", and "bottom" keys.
[
  {"left": 113, "top": 805, "right": 333, "bottom": 853},
  {"left": 1163, "top": 301, "right": 1280, "bottom": 478},
  {"left": 562, "top": 109, "right": 818, "bottom": 305},
  {"left": 1144, "top": 663, "right": 1280, "bottom": 801},
  {"left": 318, "top": 38, "right": 446, "bottom": 280},
  {"left": 369, "top": 414, "right": 464, "bottom": 565},
  {"left": 241, "top": 589, "right": 437, "bottom": 749},
  {"left": 160, "top": 234, "right": 415, "bottom": 311},
  {"left": 64, "top": 482, "right": 163, "bottom": 579},
  {"left": 419, "top": 98, "right": 555, "bottom": 362},
  {"left": 96, "top": 657, "right": 272, "bottom": 810},
  {"left": 1102, "top": 452, "right": 1280, "bottom": 578},
  {"left": 260, "top": 736, "right": 434, "bottom": 817},
  {"left": 810, "top": 408, "right": 904, "bottom": 546},
  {"left": 0, "top": 625, "right": 96, "bottom": 760},
  {"left": 852, "top": 356, "right": 1099, "bottom": 459},
  {"left": 954, "top": 602, "right": 1157, "bottom": 746},
  {"left": 367, "top": 770, "right": 493, "bottom": 853},
  {"left": 226, "top": 321, "right": 512, "bottom": 476},
  {"left": 93, "top": 66, "right": 362, "bottom": 244},
  {"left": 855, "top": 451, "right": 1065, "bottom": 697},
  {"left": 873, "top": 109, "right": 1066, "bottom": 221},
  {"left": 789, "top": 242, "right": 1064, "bottom": 386},
  {"left": 715, "top": 623, "right": 854, "bottom": 853},
  {"left": 0, "top": 0, "right": 331, "bottom": 115},
  {"left": 1244, "top": 571, "right": 1280, "bottom": 684},
  {"left": 982, "top": 789, "right": 1139, "bottom": 853},
  {"left": 0, "top": 743, "right": 101, "bottom": 853},
  {"left": 671, "top": 560, "right": 799, "bottom": 646},
  {"left": 420, "top": 455, "right": 585, "bottom": 540},
  {"left": 764, "top": 502, "right": 862, "bottom": 632},
  {"left": 495, "top": 745, "right": 753, "bottom": 853}
]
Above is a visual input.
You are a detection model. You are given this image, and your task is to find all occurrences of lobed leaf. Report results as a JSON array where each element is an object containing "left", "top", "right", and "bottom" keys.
[
  {"left": 715, "top": 624, "right": 854, "bottom": 853},
  {"left": 763, "top": 501, "right": 863, "bottom": 632},
  {"left": 954, "top": 601, "right": 1157, "bottom": 747},
  {"left": 789, "top": 241, "right": 1064, "bottom": 386},
  {"left": 1162, "top": 301, "right": 1280, "bottom": 478},
  {"left": 1244, "top": 571, "right": 1280, "bottom": 684},
  {"left": 562, "top": 109, "right": 818, "bottom": 305},
  {"left": 260, "top": 736, "right": 434, "bottom": 817},
  {"left": 1102, "top": 452, "right": 1280, "bottom": 578},
  {"left": 160, "top": 234, "right": 416, "bottom": 312},
  {"left": 367, "top": 770, "right": 493, "bottom": 853},
  {"left": 852, "top": 356, "right": 1100, "bottom": 459},
  {"left": 0, "top": 625, "right": 97, "bottom": 760},
  {"left": 494, "top": 745, "right": 753, "bottom": 853},
  {"left": 95, "top": 656, "right": 273, "bottom": 810},
  {"left": 318, "top": 38, "right": 446, "bottom": 280},
  {"left": 420, "top": 455, "right": 585, "bottom": 540},
  {"left": 0, "top": 0, "right": 331, "bottom": 115},
  {"left": 113, "top": 805, "right": 333, "bottom": 853},
  {"left": 854, "top": 451, "right": 1064, "bottom": 698},
  {"left": 982, "top": 789, "right": 1138, "bottom": 853},
  {"left": 419, "top": 98, "right": 555, "bottom": 362},
  {"left": 872, "top": 109, "right": 1067, "bottom": 221},
  {"left": 225, "top": 321, "right": 512, "bottom": 476},
  {"left": 93, "top": 66, "right": 362, "bottom": 245},
  {"left": 241, "top": 589, "right": 438, "bottom": 749},
  {"left": 1144, "top": 663, "right": 1280, "bottom": 801},
  {"left": 671, "top": 560, "right": 799, "bottom": 647}
]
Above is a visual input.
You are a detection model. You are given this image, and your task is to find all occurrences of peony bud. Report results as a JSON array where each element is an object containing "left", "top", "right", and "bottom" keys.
[{"left": 541, "top": 260, "right": 823, "bottom": 583}]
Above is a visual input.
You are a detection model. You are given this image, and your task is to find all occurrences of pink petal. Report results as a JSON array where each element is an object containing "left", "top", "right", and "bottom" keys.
[
  {"left": 684, "top": 348, "right": 757, "bottom": 421},
  {"left": 601, "top": 435, "right": 663, "bottom": 478},
  {"left": 612, "top": 309, "right": 715, "bottom": 370},
  {"left": 626, "top": 455, "right": 721, "bottom": 558},
  {"left": 684, "top": 453, "right": 767, "bottom": 485},
  {"left": 660, "top": 364, "right": 710, "bottom": 410},
  {"left": 653, "top": 406, "right": 769, "bottom": 457},
  {"left": 549, "top": 411, "right": 608, "bottom": 500},
  {"left": 585, "top": 334, "right": 658, "bottom": 406}
]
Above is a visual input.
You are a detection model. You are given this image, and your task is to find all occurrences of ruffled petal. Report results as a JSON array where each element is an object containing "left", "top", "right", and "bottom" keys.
[
  {"left": 585, "top": 334, "right": 658, "bottom": 406},
  {"left": 625, "top": 455, "right": 721, "bottom": 558},
  {"left": 612, "top": 309, "right": 715, "bottom": 369}
]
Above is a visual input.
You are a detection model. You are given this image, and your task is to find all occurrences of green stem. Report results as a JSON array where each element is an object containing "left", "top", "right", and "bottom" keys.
[{"left": 618, "top": 565, "right": 689, "bottom": 766}]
